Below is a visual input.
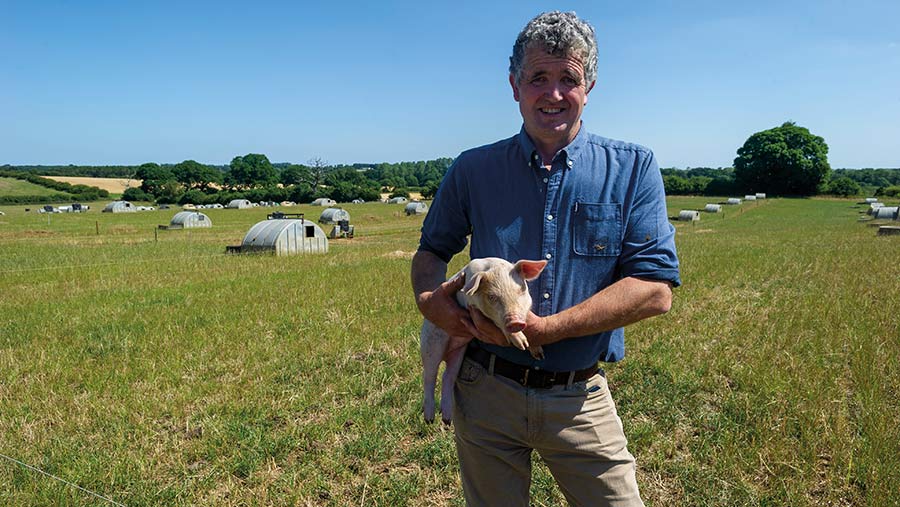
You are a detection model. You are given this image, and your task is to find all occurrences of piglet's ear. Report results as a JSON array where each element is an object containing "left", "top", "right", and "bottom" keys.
[
  {"left": 464, "top": 272, "right": 485, "bottom": 296},
  {"left": 515, "top": 260, "right": 547, "bottom": 281}
]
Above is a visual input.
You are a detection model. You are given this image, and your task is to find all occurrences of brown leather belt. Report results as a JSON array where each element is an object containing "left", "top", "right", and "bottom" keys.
[{"left": 465, "top": 345, "right": 602, "bottom": 389}]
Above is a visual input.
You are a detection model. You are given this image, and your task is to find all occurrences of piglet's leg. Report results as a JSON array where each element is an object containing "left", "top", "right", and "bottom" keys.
[
  {"left": 439, "top": 345, "right": 465, "bottom": 425},
  {"left": 420, "top": 320, "right": 446, "bottom": 424},
  {"left": 505, "top": 331, "right": 529, "bottom": 351},
  {"left": 507, "top": 331, "right": 543, "bottom": 359},
  {"left": 528, "top": 345, "right": 545, "bottom": 360}
]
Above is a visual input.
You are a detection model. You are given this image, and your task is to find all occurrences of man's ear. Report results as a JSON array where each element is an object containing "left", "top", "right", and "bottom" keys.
[
  {"left": 584, "top": 80, "right": 596, "bottom": 104},
  {"left": 509, "top": 73, "right": 520, "bottom": 102}
]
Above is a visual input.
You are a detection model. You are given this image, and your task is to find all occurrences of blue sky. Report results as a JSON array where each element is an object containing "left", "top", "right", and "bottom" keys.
[{"left": 3, "top": 0, "right": 898, "bottom": 168}]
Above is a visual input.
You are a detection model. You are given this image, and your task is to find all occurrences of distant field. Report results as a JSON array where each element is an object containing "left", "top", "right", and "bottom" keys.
[
  {"left": 0, "top": 198, "right": 898, "bottom": 506},
  {"left": 0, "top": 177, "right": 73, "bottom": 197},
  {"left": 43, "top": 176, "right": 139, "bottom": 194}
]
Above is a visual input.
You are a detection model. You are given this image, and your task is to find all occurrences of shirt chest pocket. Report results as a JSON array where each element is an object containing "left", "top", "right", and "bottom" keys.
[{"left": 572, "top": 202, "right": 622, "bottom": 257}]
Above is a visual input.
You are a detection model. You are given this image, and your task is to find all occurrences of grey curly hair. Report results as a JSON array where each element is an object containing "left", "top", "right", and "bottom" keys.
[{"left": 509, "top": 11, "right": 598, "bottom": 86}]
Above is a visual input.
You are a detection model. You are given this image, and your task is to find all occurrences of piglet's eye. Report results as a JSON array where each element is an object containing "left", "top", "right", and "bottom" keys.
[{"left": 488, "top": 295, "right": 498, "bottom": 302}]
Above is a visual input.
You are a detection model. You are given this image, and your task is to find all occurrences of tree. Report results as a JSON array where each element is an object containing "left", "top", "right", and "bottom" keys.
[
  {"left": 307, "top": 157, "right": 330, "bottom": 190},
  {"left": 122, "top": 187, "right": 151, "bottom": 202},
  {"left": 173, "top": 160, "right": 222, "bottom": 191},
  {"left": 227, "top": 154, "right": 278, "bottom": 189},
  {"left": 825, "top": 177, "right": 861, "bottom": 197},
  {"left": 877, "top": 185, "right": 900, "bottom": 198},
  {"left": 134, "top": 162, "right": 179, "bottom": 198},
  {"left": 421, "top": 180, "right": 440, "bottom": 199},
  {"left": 133, "top": 162, "right": 172, "bottom": 181},
  {"left": 733, "top": 122, "right": 831, "bottom": 196},
  {"left": 280, "top": 164, "right": 312, "bottom": 187}
]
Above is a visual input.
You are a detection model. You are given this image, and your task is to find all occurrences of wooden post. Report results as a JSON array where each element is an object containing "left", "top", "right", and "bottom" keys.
[
  {"left": 96, "top": 221, "right": 100, "bottom": 235},
  {"left": 154, "top": 227, "right": 158, "bottom": 242}
]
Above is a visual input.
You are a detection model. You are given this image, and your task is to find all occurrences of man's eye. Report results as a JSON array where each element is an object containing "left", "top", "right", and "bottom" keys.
[{"left": 530, "top": 77, "right": 546, "bottom": 85}]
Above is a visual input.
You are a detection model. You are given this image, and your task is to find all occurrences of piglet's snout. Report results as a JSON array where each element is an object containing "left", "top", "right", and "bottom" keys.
[{"left": 505, "top": 316, "right": 527, "bottom": 334}]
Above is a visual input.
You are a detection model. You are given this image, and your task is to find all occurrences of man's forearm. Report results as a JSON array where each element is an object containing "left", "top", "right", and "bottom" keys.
[
  {"left": 531, "top": 277, "right": 673, "bottom": 346},
  {"left": 411, "top": 250, "right": 449, "bottom": 305}
]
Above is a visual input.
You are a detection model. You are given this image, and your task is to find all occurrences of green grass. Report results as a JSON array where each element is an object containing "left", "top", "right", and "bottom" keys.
[
  {"left": 0, "top": 177, "right": 76, "bottom": 198},
  {"left": 0, "top": 199, "right": 898, "bottom": 506}
]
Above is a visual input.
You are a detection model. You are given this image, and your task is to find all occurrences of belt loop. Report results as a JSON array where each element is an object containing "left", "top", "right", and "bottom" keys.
[
  {"left": 566, "top": 370, "right": 576, "bottom": 388},
  {"left": 488, "top": 354, "right": 496, "bottom": 376}
]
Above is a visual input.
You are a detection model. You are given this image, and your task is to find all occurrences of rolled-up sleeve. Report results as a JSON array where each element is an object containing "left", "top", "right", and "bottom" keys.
[
  {"left": 618, "top": 152, "right": 681, "bottom": 287},
  {"left": 418, "top": 158, "right": 471, "bottom": 264}
]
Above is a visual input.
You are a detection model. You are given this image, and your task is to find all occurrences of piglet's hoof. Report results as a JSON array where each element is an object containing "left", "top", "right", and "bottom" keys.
[{"left": 507, "top": 332, "right": 529, "bottom": 351}]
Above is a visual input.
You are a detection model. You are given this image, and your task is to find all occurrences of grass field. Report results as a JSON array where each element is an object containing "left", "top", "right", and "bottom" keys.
[
  {"left": 0, "top": 177, "right": 75, "bottom": 198},
  {"left": 1, "top": 198, "right": 898, "bottom": 506}
]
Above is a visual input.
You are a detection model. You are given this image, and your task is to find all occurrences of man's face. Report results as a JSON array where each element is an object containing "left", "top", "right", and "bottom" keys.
[{"left": 510, "top": 46, "right": 594, "bottom": 153}]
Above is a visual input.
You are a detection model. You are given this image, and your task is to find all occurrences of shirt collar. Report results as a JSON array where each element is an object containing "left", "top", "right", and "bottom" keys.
[{"left": 517, "top": 122, "right": 589, "bottom": 169}]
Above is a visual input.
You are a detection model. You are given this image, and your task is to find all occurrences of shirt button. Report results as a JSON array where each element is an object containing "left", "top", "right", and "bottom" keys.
[
  {"left": 567, "top": 160, "right": 573, "bottom": 167},
  {"left": 542, "top": 177, "right": 548, "bottom": 183},
  {"left": 545, "top": 253, "right": 552, "bottom": 259},
  {"left": 547, "top": 214, "right": 553, "bottom": 221},
  {"left": 543, "top": 293, "right": 550, "bottom": 299}
]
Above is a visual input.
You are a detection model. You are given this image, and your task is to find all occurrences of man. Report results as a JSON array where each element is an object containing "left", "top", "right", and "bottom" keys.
[{"left": 411, "top": 11, "right": 680, "bottom": 506}]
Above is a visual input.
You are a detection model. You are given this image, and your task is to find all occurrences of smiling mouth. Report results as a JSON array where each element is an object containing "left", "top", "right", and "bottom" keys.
[{"left": 540, "top": 107, "right": 564, "bottom": 114}]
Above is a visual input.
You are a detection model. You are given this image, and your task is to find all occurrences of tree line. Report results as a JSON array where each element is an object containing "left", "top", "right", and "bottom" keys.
[
  {"left": 4, "top": 124, "right": 899, "bottom": 204},
  {"left": 660, "top": 122, "right": 900, "bottom": 198},
  {"left": 114, "top": 156, "right": 454, "bottom": 205},
  {"left": 1, "top": 156, "right": 453, "bottom": 205}
]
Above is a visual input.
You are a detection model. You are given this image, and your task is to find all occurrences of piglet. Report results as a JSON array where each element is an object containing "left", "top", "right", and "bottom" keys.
[{"left": 420, "top": 257, "right": 547, "bottom": 424}]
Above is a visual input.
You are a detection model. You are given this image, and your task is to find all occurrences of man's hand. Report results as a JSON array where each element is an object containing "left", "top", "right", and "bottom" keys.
[
  {"left": 469, "top": 309, "right": 549, "bottom": 348},
  {"left": 468, "top": 308, "right": 508, "bottom": 347},
  {"left": 416, "top": 274, "right": 479, "bottom": 352}
]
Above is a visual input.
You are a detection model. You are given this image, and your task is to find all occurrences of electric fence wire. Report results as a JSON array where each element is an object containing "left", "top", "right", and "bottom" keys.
[{"left": 0, "top": 452, "right": 127, "bottom": 507}]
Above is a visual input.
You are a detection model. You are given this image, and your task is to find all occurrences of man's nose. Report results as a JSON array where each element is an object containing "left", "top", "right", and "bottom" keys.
[{"left": 543, "top": 82, "right": 564, "bottom": 101}]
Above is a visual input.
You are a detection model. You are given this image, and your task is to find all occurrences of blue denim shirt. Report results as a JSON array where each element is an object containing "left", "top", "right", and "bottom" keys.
[{"left": 419, "top": 124, "right": 681, "bottom": 370}]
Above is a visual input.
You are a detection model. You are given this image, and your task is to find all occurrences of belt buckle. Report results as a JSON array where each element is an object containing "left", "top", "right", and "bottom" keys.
[{"left": 521, "top": 368, "right": 556, "bottom": 389}]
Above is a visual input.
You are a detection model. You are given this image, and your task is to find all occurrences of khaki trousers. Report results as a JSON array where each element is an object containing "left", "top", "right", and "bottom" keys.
[{"left": 452, "top": 357, "right": 644, "bottom": 507}]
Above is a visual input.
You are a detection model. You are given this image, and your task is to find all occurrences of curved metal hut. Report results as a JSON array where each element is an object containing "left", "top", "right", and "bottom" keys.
[
  {"left": 872, "top": 206, "right": 899, "bottom": 220},
  {"left": 169, "top": 211, "right": 211, "bottom": 229},
  {"left": 239, "top": 218, "right": 328, "bottom": 255},
  {"left": 405, "top": 201, "right": 428, "bottom": 215},
  {"left": 102, "top": 201, "right": 136, "bottom": 213},
  {"left": 678, "top": 210, "right": 700, "bottom": 222},
  {"left": 226, "top": 199, "right": 253, "bottom": 209},
  {"left": 867, "top": 203, "right": 885, "bottom": 215},
  {"left": 726, "top": 198, "right": 742, "bottom": 205},
  {"left": 704, "top": 204, "right": 722, "bottom": 213},
  {"left": 311, "top": 198, "right": 336, "bottom": 207},
  {"left": 319, "top": 208, "right": 350, "bottom": 224}
]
